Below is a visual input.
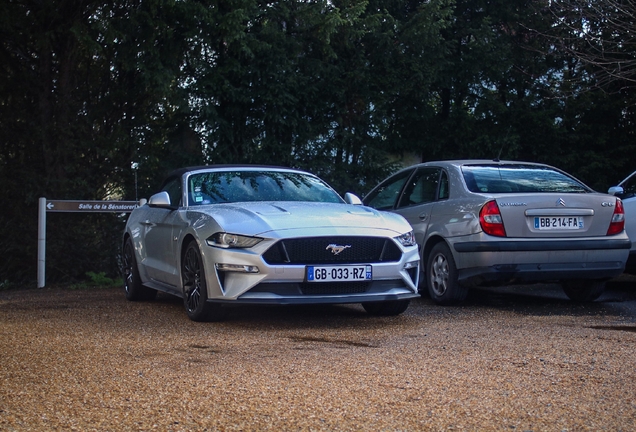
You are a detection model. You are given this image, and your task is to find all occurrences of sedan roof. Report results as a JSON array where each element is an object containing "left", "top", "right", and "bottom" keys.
[{"left": 417, "top": 159, "right": 552, "bottom": 167}]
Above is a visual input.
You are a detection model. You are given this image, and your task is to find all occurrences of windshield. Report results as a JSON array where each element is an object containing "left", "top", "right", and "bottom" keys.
[
  {"left": 461, "top": 164, "right": 591, "bottom": 194},
  {"left": 187, "top": 171, "right": 344, "bottom": 205}
]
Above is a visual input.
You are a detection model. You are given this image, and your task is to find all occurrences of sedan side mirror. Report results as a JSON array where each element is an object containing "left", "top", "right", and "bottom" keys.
[
  {"left": 148, "top": 191, "right": 172, "bottom": 208},
  {"left": 344, "top": 192, "right": 363, "bottom": 205},
  {"left": 608, "top": 186, "right": 624, "bottom": 196}
]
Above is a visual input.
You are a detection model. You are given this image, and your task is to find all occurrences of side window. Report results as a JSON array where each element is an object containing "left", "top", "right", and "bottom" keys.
[
  {"left": 364, "top": 170, "right": 413, "bottom": 210},
  {"left": 621, "top": 174, "right": 636, "bottom": 199},
  {"left": 439, "top": 170, "right": 449, "bottom": 200},
  {"left": 162, "top": 178, "right": 182, "bottom": 207},
  {"left": 397, "top": 167, "right": 441, "bottom": 208}
]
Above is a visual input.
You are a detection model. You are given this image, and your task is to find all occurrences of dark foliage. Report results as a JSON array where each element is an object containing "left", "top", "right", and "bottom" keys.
[{"left": 1, "top": 0, "right": 635, "bottom": 285}]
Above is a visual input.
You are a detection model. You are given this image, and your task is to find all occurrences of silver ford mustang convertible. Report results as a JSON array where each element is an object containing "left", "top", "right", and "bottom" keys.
[{"left": 122, "top": 166, "right": 420, "bottom": 321}]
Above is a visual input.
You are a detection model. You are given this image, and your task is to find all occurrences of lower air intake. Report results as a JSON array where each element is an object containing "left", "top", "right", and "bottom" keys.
[{"left": 300, "top": 282, "right": 369, "bottom": 295}]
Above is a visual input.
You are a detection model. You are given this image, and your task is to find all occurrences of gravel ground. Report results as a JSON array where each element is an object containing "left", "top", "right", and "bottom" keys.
[{"left": 1, "top": 283, "right": 636, "bottom": 431}]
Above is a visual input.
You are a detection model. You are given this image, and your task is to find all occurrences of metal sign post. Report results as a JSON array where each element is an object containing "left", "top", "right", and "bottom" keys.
[
  {"left": 38, "top": 198, "right": 46, "bottom": 289},
  {"left": 37, "top": 198, "right": 143, "bottom": 288}
]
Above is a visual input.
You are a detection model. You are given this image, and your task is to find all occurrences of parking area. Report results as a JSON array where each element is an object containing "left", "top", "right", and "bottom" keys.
[{"left": 1, "top": 278, "right": 636, "bottom": 430}]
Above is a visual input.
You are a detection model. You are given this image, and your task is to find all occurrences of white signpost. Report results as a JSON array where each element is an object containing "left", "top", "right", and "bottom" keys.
[{"left": 37, "top": 198, "right": 144, "bottom": 288}]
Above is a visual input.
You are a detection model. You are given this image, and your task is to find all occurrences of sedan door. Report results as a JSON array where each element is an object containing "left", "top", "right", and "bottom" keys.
[{"left": 391, "top": 167, "right": 445, "bottom": 246}]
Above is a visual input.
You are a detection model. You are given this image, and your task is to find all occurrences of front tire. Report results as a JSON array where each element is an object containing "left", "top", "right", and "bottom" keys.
[
  {"left": 123, "top": 238, "right": 157, "bottom": 301},
  {"left": 362, "top": 300, "right": 410, "bottom": 316},
  {"left": 182, "top": 242, "right": 226, "bottom": 322},
  {"left": 426, "top": 242, "right": 467, "bottom": 305},
  {"left": 562, "top": 280, "right": 605, "bottom": 302}
]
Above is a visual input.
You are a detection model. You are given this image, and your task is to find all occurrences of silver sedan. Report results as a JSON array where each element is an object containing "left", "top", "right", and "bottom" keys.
[
  {"left": 122, "top": 166, "right": 420, "bottom": 321},
  {"left": 363, "top": 160, "right": 631, "bottom": 304}
]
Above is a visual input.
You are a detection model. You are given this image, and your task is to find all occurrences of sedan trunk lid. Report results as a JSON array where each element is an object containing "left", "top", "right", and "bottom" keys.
[{"left": 495, "top": 193, "right": 620, "bottom": 238}]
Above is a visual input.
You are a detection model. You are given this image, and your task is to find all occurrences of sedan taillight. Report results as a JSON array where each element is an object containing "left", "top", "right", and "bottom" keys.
[
  {"left": 607, "top": 199, "right": 625, "bottom": 236},
  {"left": 479, "top": 200, "right": 506, "bottom": 237}
]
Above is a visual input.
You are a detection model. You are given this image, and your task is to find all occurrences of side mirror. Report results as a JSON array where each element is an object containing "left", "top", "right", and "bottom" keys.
[
  {"left": 344, "top": 192, "right": 363, "bottom": 205},
  {"left": 148, "top": 191, "right": 172, "bottom": 208},
  {"left": 608, "top": 186, "right": 624, "bottom": 196}
]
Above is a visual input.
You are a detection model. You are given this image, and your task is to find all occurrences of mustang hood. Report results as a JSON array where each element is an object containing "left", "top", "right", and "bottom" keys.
[{"left": 191, "top": 202, "right": 408, "bottom": 236}]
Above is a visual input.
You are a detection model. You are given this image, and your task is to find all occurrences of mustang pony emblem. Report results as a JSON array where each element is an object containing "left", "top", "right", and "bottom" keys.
[{"left": 326, "top": 244, "right": 351, "bottom": 255}]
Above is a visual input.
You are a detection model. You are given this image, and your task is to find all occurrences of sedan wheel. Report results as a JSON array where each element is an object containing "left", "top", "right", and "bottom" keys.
[
  {"left": 182, "top": 242, "right": 226, "bottom": 322},
  {"left": 427, "top": 242, "right": 467, "bottom": 305},
  {"left": 123, "top": 238, "right": 156, "bottom": 301},
  {"left": 562, "top": 280, "right": 605, "bottom": 302}
]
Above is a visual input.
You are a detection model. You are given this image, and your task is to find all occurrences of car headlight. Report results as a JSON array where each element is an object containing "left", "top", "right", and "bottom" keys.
[
  {"left": 207, "top": 233, "right": 263, "bottom": 249},
  {"left": 394, "top": 230, "right": 417, "bottom": 247}
]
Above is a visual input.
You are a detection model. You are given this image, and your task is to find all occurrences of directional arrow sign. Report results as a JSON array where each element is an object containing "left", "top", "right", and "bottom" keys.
[{"left": 45, "top": 200, "right": 140, "bottom": 213}]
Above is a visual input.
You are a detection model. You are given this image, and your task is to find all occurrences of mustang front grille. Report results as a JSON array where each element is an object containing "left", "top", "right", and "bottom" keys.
[{"left": 262, "top": 236, "right": 402, "bottom": 265}]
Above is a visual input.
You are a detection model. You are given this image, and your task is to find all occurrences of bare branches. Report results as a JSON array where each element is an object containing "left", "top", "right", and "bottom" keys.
[{"left": 536, "top": 0, "right": 636, "bottom": 90}]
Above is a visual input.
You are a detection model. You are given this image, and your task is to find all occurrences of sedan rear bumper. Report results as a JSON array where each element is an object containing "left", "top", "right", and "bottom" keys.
[
  {"left": 452, "top": 237, "right": 630, "bottom": 285},
  {"left": 454, "top": 238, "right": 631, "bottom": 253},
  {"left": 458, "top": 260, "right": 626, "bottom": 285}
]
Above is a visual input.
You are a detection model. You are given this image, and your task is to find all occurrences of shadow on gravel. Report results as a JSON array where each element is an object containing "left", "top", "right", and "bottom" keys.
[
  {"left": 420, "top": 274, "right": 636, "bottom": 319},
  {"left": 6, "top": 274, "right": 632, "bottom": 327},
  {"left": 151, "top": 290, "right": 401, "bottom": 330},
  {"left": 222, "top": 303, "right": 391, "bottom": 330},
  {"left": 142, "top": 273, "right": 636, "bottom": 324},
  {"left": 589, "top": 324, "right": 636, "bottom": 332}
]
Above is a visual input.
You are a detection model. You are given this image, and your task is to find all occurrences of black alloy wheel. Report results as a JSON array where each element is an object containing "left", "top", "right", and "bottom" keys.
[
  {"left": 182, "top": 242, "right": 226, "bottom": 322},
  {"left": 123, "top": 238, "right": 156, "bottom": 301}
]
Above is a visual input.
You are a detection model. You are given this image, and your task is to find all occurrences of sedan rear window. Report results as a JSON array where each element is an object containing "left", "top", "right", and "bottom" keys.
[
  {"left": 461, "top": 164, "right": 591, "bottom": 194},
  {"left": 187, "top": 171, "right": 344, "bottom": 205}
]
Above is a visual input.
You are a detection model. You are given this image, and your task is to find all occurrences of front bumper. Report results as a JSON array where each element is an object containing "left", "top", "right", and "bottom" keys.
[
  {"left": 201, "top": 234, "right": 420, "bottom": 303},
  {"left": 219, "top": 283, "right": 418, "bottom": 304}
]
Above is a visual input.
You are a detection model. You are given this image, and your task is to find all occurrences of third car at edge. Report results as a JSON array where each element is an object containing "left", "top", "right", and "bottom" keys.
[{"left": 609, "top": 169, "right": 636, "bottom": 275}]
